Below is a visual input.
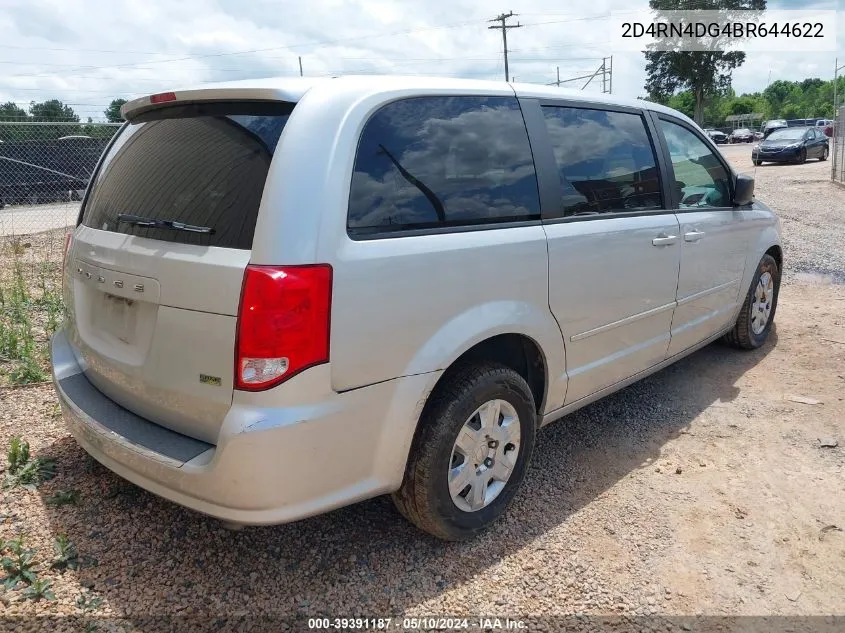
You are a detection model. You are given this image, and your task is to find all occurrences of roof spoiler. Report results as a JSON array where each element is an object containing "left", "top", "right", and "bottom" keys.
[{"left": 120, "top": 85, "right": 311, "bottom": 121}]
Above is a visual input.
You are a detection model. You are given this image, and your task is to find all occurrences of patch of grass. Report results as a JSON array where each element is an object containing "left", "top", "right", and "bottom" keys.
[
  {"left": 46, "top": 489, "right": 80, "bottom": 507},
  {"left": 1, "top": 537, "right": 38, "bottom": 590},
  {"left": 3, "top": 437, "right": 56, "bottom": 490},
  {"left": 9, "top": 355, "right": 48, "bottom": 384},
  {"left": 21, "top": 578, "right": 55, "bottom": 602},
  {"left": 51, "top": 534, "right": 79, "bottom": 572},
  {"left": 6, "top": 436, "right": 29, "bottom": 472},
  {"left": 4, "top": 239, "right": 30, "bottom": 258},
  {"left": 35, "top": 266, "right": 64, "bottom": 337},
  {"left": 0, "top": 251, "right": 63, "bottom": 385}
]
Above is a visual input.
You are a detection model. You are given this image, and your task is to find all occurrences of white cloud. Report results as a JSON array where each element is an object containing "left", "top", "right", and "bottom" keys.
[{"left": 0, "top": 0, "right": 842, "bottom": 120}]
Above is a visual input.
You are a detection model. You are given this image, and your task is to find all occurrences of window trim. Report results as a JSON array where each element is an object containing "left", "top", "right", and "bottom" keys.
[
  {"left": 531, "top": 100, "right": 670, "bottom": 224},
  {"left": 76, "top": 100, "right": 294, "bottom": 239},
  {"left": 347, "top": 218, "right": 543, "bottom": 241},
  {"left": 75, "top": 121, "right": 128, "bottom": 227},
  {"left": 651, "top": 112, "right": 737, "bottom": 212},
  {"left": 345, "top": 94, "right": 543, "bottom": 240}
]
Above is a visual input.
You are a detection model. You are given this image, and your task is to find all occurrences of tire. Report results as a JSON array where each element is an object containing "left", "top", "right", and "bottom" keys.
[
  {"left": 819, "top": 146, "right": 829, "bottom": 161},
  {"left": 753, "top": 160, "right": 762, "bottom": 166},
  {"left": 724, "top": 254, "right": 780, "bottom": 350},
  {"left": 392, "top": 363, "right": 537, "bottom": 540},
  {"left": 796, "top": 148, "right": 807, "bottom": 164}
]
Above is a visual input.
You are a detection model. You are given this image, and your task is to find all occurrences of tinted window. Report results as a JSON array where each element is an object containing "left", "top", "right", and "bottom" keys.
[
  {"left": 768, "top": 128, "right": 805, "bottom": 141},
  {"left": 541, "top": 106, "right": 662, "bottom": 217},
  {"left": 659, "top": 119, "right": 731, "bottom": 209},
  {"left": 82, "top": 102, "right": 292, "bottom": 249},
  {"left": 348, "top": 96, "right": 540, "bottom": 235}
]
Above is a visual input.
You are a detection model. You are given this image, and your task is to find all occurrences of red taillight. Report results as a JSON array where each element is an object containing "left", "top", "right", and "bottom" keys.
[
  {"left": 235, "top": 264, "right": 332, "bottom": 391},
  {"left": 150, "top": 92, "right": 177, "bottom": 104}
]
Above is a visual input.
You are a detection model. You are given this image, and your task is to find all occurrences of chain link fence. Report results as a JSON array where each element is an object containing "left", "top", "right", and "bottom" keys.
[
  {"left": 833, "top": 107, "right": 845, "bottom": 185},
  {"left": 0, "top": 121, "right": 120, "bottom": 238},
  {"left": 0, "top": 121, "right": 119, "bottom": 383}
]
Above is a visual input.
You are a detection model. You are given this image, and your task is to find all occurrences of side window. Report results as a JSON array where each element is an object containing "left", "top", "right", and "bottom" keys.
[
  {"left": 347, "top": 96, "right": 540, "bottom": 236},
  {"left": 541, "top": 106, "right": 662, "bottom": 217},
  {"left": 658, "top": 119, "right": 731, "bottom": 209}
]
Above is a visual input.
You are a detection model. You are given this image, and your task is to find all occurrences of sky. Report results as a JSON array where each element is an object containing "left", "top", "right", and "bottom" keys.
[{"left": 0, "top": 0, "right": 843, "bottom": 121}]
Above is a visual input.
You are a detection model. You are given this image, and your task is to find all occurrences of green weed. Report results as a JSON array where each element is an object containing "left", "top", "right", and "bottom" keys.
[
  {"left": 21, "top": 578, "right": 55, "bottom": 602},
  {"left": 76, "top": 590, "right": 103, "bottom": 612},
  {"left": 46, "top": 489, "right": 80, "bottom": 507},
  {"left": 1, "top": 538, "right": 38, "bottom": 590},
  {"left": 3, "top": 437, "right": 56, "bottom": 490},
  {"left": 51, "top": 534, "right": 79, "bottom": 571}
]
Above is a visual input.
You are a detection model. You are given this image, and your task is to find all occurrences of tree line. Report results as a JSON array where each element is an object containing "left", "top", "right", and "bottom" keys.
[
  {"left": 0, "top": 98, "right": 127, "bottom": 142},
  {"left": 650, "top": 77, "right": 845, "bottom": 128}
]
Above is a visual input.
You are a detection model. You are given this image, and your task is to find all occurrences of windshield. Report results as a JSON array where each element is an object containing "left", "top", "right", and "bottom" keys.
[
  {"left": 734, "top": 129, "right": 752, "bottom": 135},
  {"left": 766, "top": 128, "right": 806, "bottom": 141},
  {"left": 81, "top": 101, "right": 293, "bottom": 249}
]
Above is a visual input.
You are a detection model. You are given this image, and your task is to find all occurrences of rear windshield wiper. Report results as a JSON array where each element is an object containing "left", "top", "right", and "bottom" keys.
[{"left": 117, "top": 214, "right": 215, "bottom": 235}]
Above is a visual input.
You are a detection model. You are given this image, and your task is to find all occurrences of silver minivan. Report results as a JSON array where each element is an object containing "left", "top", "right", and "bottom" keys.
[{"left": 51, "top": 76, "right": 782, "bottom": 540}]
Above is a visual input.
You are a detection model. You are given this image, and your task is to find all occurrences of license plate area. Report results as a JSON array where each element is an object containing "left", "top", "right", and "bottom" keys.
[{"left": 97, "top": 293, "right": 138, "bottom": 345}]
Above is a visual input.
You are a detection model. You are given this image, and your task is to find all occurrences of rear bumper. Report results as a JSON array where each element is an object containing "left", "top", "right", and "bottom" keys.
[{"left": 51, "top": 328, "right": 437, "bottom": 525}]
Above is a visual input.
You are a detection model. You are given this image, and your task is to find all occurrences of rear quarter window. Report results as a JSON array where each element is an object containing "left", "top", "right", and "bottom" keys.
[
  {"left": 81, "top": 102, "right": 292, "bottom": 249},
  {"left": 347, "top": 96, "right": 540, "bottom": 237}
]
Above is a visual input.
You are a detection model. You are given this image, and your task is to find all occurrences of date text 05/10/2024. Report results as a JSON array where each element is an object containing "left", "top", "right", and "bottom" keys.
[{"left": 307, "top": 617, "right": 527, "bottom": 630}]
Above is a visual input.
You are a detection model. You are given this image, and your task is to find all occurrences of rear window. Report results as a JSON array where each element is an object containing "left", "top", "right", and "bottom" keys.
[
  {"left": 347, "top": 96, "right": 540, "bottom": 237},
  {"left": 81, "top": 102, "right": 293, "bottom": 249}
]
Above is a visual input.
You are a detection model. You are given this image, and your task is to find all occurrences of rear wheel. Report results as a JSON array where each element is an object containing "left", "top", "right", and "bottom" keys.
[
  {"left": 392, "top": 363, "right": 536, "bottom": 540},
  {"left": 724, "top": 254, "right": 780, "bottom": 350},
  {"left": 820, "top": 146, "right": 829, "bottom": 161},
  {"left": 753, "top": 160, "right": 762, "bottom": 166}
]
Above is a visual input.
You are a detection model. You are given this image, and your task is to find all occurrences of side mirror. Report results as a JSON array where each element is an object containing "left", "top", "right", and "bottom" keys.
[{"left": 733, "top": 173, "right": 754, "bottom": 206}]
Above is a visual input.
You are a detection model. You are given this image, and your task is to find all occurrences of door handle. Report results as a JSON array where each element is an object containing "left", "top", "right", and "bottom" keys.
[
  {"left": 684, "top": 230, "right": 706, "bottom": 242},
  {"left": 652, "top": 233, "right": 679, "bottom": 247}
]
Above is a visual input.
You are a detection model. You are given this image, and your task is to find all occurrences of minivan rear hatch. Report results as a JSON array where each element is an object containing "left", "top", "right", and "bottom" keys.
[{"left": 65, "top": 100, "right": 293, "bottom": 444}]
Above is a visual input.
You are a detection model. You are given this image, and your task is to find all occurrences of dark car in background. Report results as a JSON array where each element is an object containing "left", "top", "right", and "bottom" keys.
[
  {"left": 705, "top": 129, "right": 728, "bottom": 144},
  {"left": 729, "top": 128, "right": 755, "bottom": 143},
  {"left": 0, "top": 136, "right": 112, "bottom": 209},
  {"left": 752, "top": 126, "right": 829, "bottom": 165},
  {"left": 761, "top": 119, "right": 787, "bottom": 139}
]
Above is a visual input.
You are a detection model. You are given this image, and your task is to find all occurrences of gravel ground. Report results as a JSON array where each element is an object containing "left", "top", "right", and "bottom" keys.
[
  {"left": 0, "top": 147, "right": 844, "bottom": 632},
  {"left": 719, "top": 142, "right": 845, "bottom": 284}
]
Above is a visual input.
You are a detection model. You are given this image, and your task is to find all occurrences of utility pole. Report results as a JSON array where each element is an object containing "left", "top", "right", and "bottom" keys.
[
  {"left": 582, "top": 58, "right": 606, "bottom": 91},
  {"left": 601, "top": 58, "right": 607, "bottom": 94},
  {"left": 556, "top": 66, "right": 560, "bottom": 87},
  {"left": 299, "top": 56, "right": 303, "bottom": 77},
  {"left": 488, "top": 11, "right": 522, "bottom": 82}
]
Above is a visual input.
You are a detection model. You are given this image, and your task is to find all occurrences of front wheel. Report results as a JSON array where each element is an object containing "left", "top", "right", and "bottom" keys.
[
  {"left": 724, "top": 254, "right": 780, "bottom": 350},
  {"left": 796, "top": 148, "right": 807, "bottom": 164},
  {"left": 753, "top": 160, "right": 762, "bottom": 166},
  {"left": 392, "top": 363, "right": 537, "bottom": 540}
]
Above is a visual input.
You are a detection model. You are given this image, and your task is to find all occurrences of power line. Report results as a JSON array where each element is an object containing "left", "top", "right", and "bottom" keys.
[
  {"left": 488, "top": 12, "right": 522, "bottom": 82},
  {"left": 7, "top": 19, "right": 488, "bottom": 80}
]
